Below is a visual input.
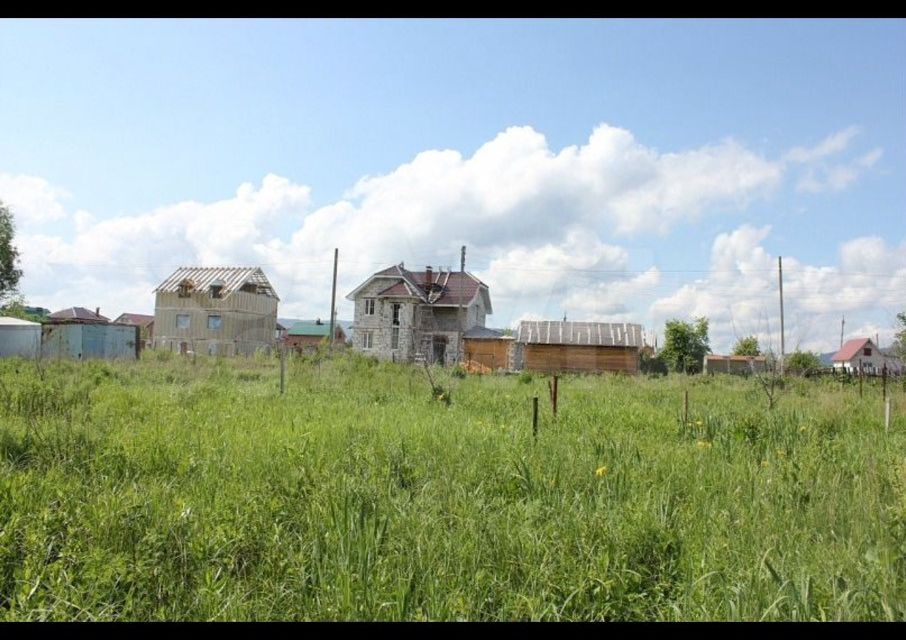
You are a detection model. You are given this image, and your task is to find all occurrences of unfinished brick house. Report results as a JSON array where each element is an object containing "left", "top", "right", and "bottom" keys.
[{"left": 345, "top": 263, "right": 492, "bottom": 364}]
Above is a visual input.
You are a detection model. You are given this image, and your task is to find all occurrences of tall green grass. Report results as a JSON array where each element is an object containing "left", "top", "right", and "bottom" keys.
[{"left": 0, "top": 353, "right": 903, "bottom": 620}]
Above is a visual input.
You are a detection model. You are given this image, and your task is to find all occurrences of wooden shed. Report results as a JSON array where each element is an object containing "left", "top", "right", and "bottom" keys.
[
  {"left": 462, "top": 327, "right": 513, "bottom": 371},
  {"left": 515, "top": 320, "right": 644, "bottom": 374}
]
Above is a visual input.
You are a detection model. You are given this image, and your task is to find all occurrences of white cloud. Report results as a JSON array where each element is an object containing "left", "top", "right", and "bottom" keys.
[
  {"left": 7, "top": 123, "right": 897, "bottom": 344},
  {"left": 784, "top": 126, "right": 861, "bottom": 164},
  {"left": 649, "top": 225, "right": 906, "bottom": 354},
  {"left": 0, "top": 174, "right": 71, "bottom": 226},
  {"left": 783, "top": 126, "right": 882, "bottom": 195}
]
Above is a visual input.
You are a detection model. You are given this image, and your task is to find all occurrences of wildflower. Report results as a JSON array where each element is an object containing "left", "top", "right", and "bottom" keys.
[
  {"left": 695, "top": 420, "right": 704, "bottom": 427},
  {"left": 696, "top": 440, "right": 712, "bottom": 450},
  {"left": 761, "top": 460, "right": 770, "bottom": 468},
  {"left": 799, "top": 426, "right": 807, "bottom": 433},
  {"left": 595, "top": 466, "right": 608, "bottom": 478}
]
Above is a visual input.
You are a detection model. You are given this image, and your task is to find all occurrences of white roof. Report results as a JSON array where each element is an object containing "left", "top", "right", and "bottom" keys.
[{"left": 0, "top": 316, "right": 41, "bottom": 327}]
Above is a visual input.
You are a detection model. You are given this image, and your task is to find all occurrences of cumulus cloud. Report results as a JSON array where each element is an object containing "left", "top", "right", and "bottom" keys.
[
  {"left": 5, "top": 122, "right": 896, "bottom": 342},
  {"left": 649, "top": 225, "right": 906, "bottom": 354},
  {"left": 0, "top": 173, "right": 70, "bottom": 226}
]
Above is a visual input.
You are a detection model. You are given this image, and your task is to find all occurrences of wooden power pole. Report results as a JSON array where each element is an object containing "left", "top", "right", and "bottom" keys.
[
  {"left": 329, "top": 248, "right": 338, "bottom": 352},
  {"left": 778, "top": 256, "right": 785, "bottom": 376},
  {"left": 459, "top": 245, "right": 465, "bottom": 363}
]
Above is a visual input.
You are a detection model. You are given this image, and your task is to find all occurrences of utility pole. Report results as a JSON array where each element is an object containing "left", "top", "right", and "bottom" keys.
[
  {"left": 459, "top": 245, "right": 466, "bottom": 363},
  {"left": 329, "top": 248, "right": 338, "bottom": 352},
  {"left": 778, "top": 256, "right": 785, "bottom": 376},
  {"left": 840, "top": 315, "right": 845, "bottom": 349}
]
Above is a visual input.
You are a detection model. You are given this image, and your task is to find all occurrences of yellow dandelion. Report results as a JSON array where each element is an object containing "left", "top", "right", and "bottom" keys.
[
  {"left": 696, "top": 440, "right": 712, "bottom": 450},
  {"left": 695, "top": 420, "right": 704, "bottom": 427},
  {"left": 595, "top": 466, "right": 608, "bottom": 478},
  {"left": 799, "top": 426, "right": 807, "bottom": 433}
]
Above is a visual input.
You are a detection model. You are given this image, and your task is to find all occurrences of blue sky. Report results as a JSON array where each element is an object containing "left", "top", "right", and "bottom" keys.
[{"left": 1, "top": 19, "right": 904, "bottom": 353}]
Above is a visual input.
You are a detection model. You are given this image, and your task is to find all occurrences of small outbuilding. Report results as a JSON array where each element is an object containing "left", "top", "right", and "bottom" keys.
[
  {"left": 463, "top": 327, "right": 514, "bottom": 371},
  {"left": 515, "top": 320, "right": 645, "bottom": 374},
  {"left": 284, "top": 319, "right": 346, "bottom": 352},
  {"left": 41, "top": 321, "right": 140, "bottom": 360},
  {"left": 0, "top": 316, "right": 42, "bottom": 359}
]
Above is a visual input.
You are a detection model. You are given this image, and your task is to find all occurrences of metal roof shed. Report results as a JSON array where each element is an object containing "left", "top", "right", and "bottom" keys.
[{"left": 0, "top": 316, "right": 41, "bottom": 359}]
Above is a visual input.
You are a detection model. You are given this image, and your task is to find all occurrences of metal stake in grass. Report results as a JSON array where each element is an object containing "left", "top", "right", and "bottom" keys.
[
  {"left": 683, "top": 390, "right": 689, "bottom": 427},
  {"left": 279, "top": 345, "right": 286, "bottom": 395},
  {"left": 532, "top": 396, "right": 539, "bottom": 440},
  {"left": 548, "top": 375, "right": 559, "bottom": 417}
]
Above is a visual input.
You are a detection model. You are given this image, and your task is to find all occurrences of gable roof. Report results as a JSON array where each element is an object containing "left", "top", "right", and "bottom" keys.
[
  {"left": 346, "top": 263, "right": 492, "bottom": 312},
  {"left": 114, "top": 313, "right": 154, "bottom": 327},
  {"left": 47, "top": 307, "right": 110, "bottom": 323},
  {"left": 154, "top": 266, "right": 279, "bottom": 300},
  {"left": 832, "top": 338, "right": 874, "bottom": 362},
  {"left": 517, "top": 320, "right": 644, "bottom": 347}
]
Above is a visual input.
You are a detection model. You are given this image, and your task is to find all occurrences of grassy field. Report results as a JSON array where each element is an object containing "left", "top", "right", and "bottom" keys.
[{"left": 0, "top": 351, "right": 904, "bottom": 621}]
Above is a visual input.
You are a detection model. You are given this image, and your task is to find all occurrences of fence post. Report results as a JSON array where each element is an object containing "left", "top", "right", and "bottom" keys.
[
  {"left": 885, "top": 398, "right": 891, "bottom": 434},
  {"left": 532, "top": 396, "right": 539, "bottom": 440},
  {"left": 280, "top": 345, "right": 286, "bottom": 395},
  {"left": 859, "top": 360, "right": 863, "bottom": 399},
  {"left": 553, "top": 375, "right": 559, "bottom": 417},
  {"left": 882, "top": 365, "right": 887, "bottom": 400}
]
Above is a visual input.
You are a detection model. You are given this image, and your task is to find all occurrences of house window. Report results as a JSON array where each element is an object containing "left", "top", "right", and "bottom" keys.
[
  {"left": 208, "top": 315, "right": 222, "bottom": 330},
  {"left": 176, "top": 314, "right": 190, "bottom": 329},
  {"left": 208, "top": 342, "right": 218, "bottom": 356},
  {"left": 362, "top": 330, "right": 373, "bottom": 349},
  {"left": 863, "top": 347, "right": 872, "bottom": 356},
  {"left": 364, "top": 298, "right": 376, "bottom": 316},
  {"left": 210, "top": 285, "right": 223, "bottom": 299},
  {"left": 392, "top": 303, "right": 401, "bottom": 326},
  {"left": 391, "top": 326, "right": 400, "bottom": 350}
]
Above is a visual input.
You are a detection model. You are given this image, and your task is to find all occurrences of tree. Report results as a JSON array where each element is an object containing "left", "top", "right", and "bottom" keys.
[
  {"left": 661, "top": 317, "right": 710, "bottom": 374},
  {"left": 732, "top": 335, "right": 761, "bottom": 356},
  {"left": 893, "top": 312, "right": 906, "bottom": 360},
  {"left": 784, "top": 350, "right": 822, "bottom": 376},
  {"left": 0, "top": 199, "right": 23, "bottom": 304}
]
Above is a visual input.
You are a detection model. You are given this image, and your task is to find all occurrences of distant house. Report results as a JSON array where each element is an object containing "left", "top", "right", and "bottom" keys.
[
  {"left": 345, "top": 263, "right": 492, "bottom": 364},
  {"left": 514, "top": 320, "right": 645, "bottom": 374},
  {"left": 704, "top": 354, "right": 767, "bottom": 375},
  {"left": 832, "top": 338, "right": 887, "bottom": 374},
  {"left": 284, "top": 319, "right": 347, "bottom": 352},
  {"left": 47, "top": 307, "right": 109, "bottom": 324},
  {"left": 113, "top": 313, "right": 155, "bottom": 348},
  {"left": 275, "top": 321, "right": 288, "bottom": 343},
  {"left": 152, "top": 266, "right": 279, "bottom": 356}
]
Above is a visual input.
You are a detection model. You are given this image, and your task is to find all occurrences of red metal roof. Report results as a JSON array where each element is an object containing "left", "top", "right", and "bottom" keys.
[
  {"left": 114, "top": 313, "right": 154, "bottom": 327},
  {"left": 831, "top": 338, "right": 872, "bottom": 362},
  {"left": 358, "top": 264, "right": 489, "bottom": 309},
  {"left": 48, "top": 307, "right": 110, "bottom": 323}
]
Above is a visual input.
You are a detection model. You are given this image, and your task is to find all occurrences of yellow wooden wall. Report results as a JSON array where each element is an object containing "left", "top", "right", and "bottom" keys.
[
  {"left": 464, "top": 338, "right": 511, "bottom": 370},
  {"left": 523, "top": 344, "right": 639, "bottom": 374}
]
